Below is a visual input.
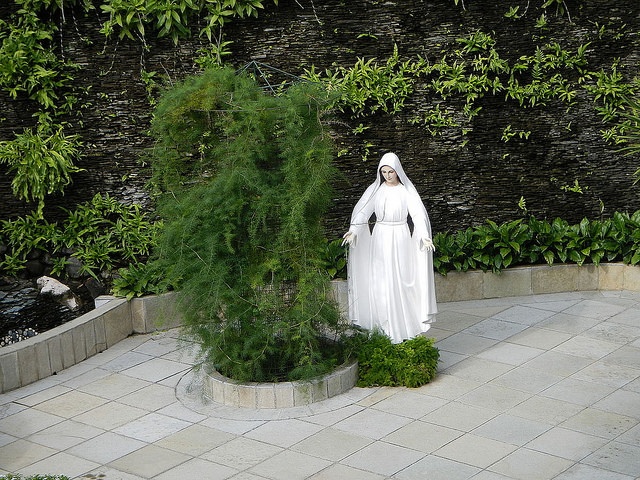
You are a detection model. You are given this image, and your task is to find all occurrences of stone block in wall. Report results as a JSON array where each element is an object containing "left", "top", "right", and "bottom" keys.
[
  {"left": 482, "top": 268, "right": 532, "bottom": 298},
  {"left": 101, "top": 299, "right": 132, "bottom": 347},
  {"left": 623, "top": 265, "right": 640, "bottom": 291},
  {"left": 131, "top": 291, "right": 182, "bottom": 334},
  {"left": 72, "top": 328, "right": 87, "bottom": 364},
  {"left": 34, "top": 341, "right": 51, "bottom": 380},
  {"left": 60, "top": 330, "right": 75, "bottom": 369},
  {"left": 0, "top": 351, "right": 20, "bottom": 392},
  {"left": 82, "top": 320, "right": 98, "bottom": 358},
  {"left": 598, "top": 264, "right": 625, "bottom": 290},
  {"left": 256, "top": 383, "right": 276, "bottom": 409},
  {"left": 435, "top": 271, "right": 483, "bottom": 302},
  {"left": 532, "top": 265, "right": 579, "bottom": 294},
  {"left": 577, "top": 264, "right": 599, "bottom": 291},
  {"left": 17, "top": 344, "right": 39, "bottom": 387},
  {"left": 274, "top": 382, "right": 295, "bottom": 408},
  {"left": 46, "top": 335, "right": 64, "bottom": 374}
]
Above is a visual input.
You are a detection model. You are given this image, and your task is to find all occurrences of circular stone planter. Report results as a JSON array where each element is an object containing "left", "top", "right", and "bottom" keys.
[{"left": 202, "top": 359, "right": 359, "bottom": 409}]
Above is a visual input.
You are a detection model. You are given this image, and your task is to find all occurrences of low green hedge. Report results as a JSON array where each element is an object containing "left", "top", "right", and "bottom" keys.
[
  {"left": 323, "top": 210, "right": 640, "bottom": 279},
  {"left": 433, "top": 211, "right": 640, "bottom": 275}
]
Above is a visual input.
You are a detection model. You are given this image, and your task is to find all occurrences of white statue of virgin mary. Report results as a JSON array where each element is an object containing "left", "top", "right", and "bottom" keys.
[{"left": 343, "top": 152, "right": 437, "bottom": 343}]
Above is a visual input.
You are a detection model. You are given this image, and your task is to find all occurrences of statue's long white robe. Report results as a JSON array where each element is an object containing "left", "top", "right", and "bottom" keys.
[{"left": 347, "top": 154, "right": 437, "bottom": 343}]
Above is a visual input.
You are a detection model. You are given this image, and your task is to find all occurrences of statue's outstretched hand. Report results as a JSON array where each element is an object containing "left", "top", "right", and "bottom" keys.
[
  {"left": 342, "top": 231, "right": 356, "bottom": 246},
  {"left": 420, "top": 237, "right": 435, "bottom": 252}
]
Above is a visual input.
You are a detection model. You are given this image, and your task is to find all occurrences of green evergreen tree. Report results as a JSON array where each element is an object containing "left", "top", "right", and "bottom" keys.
[{"left": 150, "top": 67, "right": 351, "bottom": 382}]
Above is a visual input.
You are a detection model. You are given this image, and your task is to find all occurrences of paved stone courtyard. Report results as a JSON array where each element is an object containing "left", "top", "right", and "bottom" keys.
[{"left": 1, "top": 290, "right": 639, "bottom": 479}]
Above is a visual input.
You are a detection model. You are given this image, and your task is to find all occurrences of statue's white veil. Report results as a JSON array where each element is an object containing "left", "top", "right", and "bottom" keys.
[
  {"left": 347, "top": 152, "right": 437, "bottom": 338},
  {"left": 349, "top": 152, "right": 432, "bottom": 238}
]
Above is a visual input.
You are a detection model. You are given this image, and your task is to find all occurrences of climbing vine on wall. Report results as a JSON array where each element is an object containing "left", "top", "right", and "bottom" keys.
[{"left": 304, "top": 30, "right": 639, "bottom": 152}]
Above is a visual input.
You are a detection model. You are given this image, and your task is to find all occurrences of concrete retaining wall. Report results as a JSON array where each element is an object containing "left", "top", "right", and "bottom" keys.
[{"left": 2, "top": 264, "right": 639, "bottom": 393}]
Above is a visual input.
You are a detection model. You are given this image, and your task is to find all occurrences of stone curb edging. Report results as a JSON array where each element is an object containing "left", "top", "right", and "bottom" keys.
[
  {"left": 0, "top": 292, "right": 181, "bottom": 393},
  {"left": 2, "top": 263, "right": 639, "bottom": 394},
  {"left": 202, "top": 359, "right": 359, "bottom": 409}
]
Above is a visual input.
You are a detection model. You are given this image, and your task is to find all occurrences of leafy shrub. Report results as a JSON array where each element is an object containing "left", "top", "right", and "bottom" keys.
[
  {"left": 356, "top": 331, "right": 439, "bottom": 388},
  {"left": 0, "top": 193, "right": 158, "bottom": 279},
  {"left": 432, "top": 211, "right": 640, "bottom": 275},
  {"left": 150, "top": 67, "right": 351, "bottom": 383},
  {"left": 0, "top": 122, "right": 83, "bottom": 217}
]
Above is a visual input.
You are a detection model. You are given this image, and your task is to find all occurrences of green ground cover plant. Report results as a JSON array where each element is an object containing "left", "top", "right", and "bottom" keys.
[
  {"left": 355, "top": 331, "right": 439, "bottom": 388},
  {"left": 0, "top": 193, "right": 158, "bottom": 278}
]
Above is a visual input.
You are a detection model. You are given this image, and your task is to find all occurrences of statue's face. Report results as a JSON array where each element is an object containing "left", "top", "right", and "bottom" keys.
[{"left": 380, "top": 166, "right": 399, "bottom": 186}]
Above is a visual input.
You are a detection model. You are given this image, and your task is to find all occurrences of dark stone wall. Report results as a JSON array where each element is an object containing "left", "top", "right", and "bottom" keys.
[{"left": 1, "top": 0, "right": 639, "bottom": 237}]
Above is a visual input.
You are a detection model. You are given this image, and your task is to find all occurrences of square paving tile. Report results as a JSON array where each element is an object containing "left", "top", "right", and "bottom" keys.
[
  {"left": 492, "top": 305, "right": 556, "bottom": 325},
  {"left": 118, "top": 383, "right": 177, "bottom": 411},
  {"left": 77, "top": 372, "right": 151, "bottom": 400},
  {"left": 309, "top": 463, "right": 386, "bottom": 479},
  {"left": 101, "top": 351, "right": 153, "bottom": 372},
  {"left": 372, "top": 390, "right": 448, "bottom": 419},
  {"left": 0, "top": 432, "right": 15, "bottom": 448},
  {"left": 526, "top": 426, "right": 609, "bottom": 461},
  {"left": 523, "top": 351, "right": 593, "bottom": 377},
  {"left": 18, "top": 451, "right": 99, "bottom": 478},
  {"left": 553, "top": 463, "right": 636, "bottom": 480},
  {"left": 541, "top": 378, "right": 616, "bottom": 406},
  {"left": 27, "top": 419, "right": 104, "bottom": 449},
  {"left": 507, "top": 327, "right": 573, "bottom": 350},
  {"left": 60, "top": 367, "right": 112, "bottom": 389},
  {"left": 562, "top": 300, "right": 627, "bottom": 320},
  {"left": 537, "top": 313, "right": 601, "bottom": 334},
  {"left": 602, "top": 346, "right": 640, "bottom": 369},
  {"left": 15, "top": 385, "right": 72, "bottom": 407},
  {"left": 572, "top": 362, "right": 640, "bottom": 388},
  {"left": 458, "top": 384, "right": 531, "bottom": 412},
  {"left": 304, "top": 404, "right": 365, "bottom": 427},
  {"left": 244, "top": 418, "right": 323, "bottom": 448},
  {"left": 593, "top": 389, "right": 640, "bottom": 419},
  {"left": 199, "top": 416, "right": 266, "bottom": 435},
  {"left": 583, "top": 441, "right": 640, "bottom": 477},
  {"left": 67, "top": 431, "right": 146, "bottom": 464},
  {"left": 202, "top": 437, "right": 282, "bottom": 470},
  {"left": 291, "top": 427, "right": 372, "bottom": 461},
  {"left": 616, "top": 422, "right": 640, "bottom": 446},
  {"left": 476, "top": 343, "right": 544, "bottom": 366},
  {"left": 436, "top": 333, "right": 499, "bottom": 355},
  {"left": 121, "top": 357, "right": 191, "bottom": 382},
  {"left": 472, "top": 414, "right": 551, "bottom": 446},
  {"left": 156, "top": 401, "right": 209, "bottom": 423},
  {"left": 0, "top": 408, "right": 63, "bottom": 437},
  {"left": 434, "top": 433, "right": 516, "bottom": 469},
  {"left": 113, "top": 412, "right": 191, "bottom": 443},
  {"left": 383, "top": 420, "right": 463, "bottom": 453},
  {"left": 249, "top": 450, "right": 332, "bottom": 480},
  {"left": 508, "top": 396, "right": 584, "bottom": 425},
  {"left": 463, "top": 318, "right": 529, "bottom": 341},
  {"left": 422, "top": 401, "right": 497, "bottom": 431},
  {"left": 417, "top": 373, "right": 482, "bottom": 400},
  {"left": 108, "top": 444, "right": 191, "bottom": 478},
  {"left": 489, "top": 448, "right": 573, "bottom": 480},
  {"left": 342, "top": 440, "right": 425, "bottom": 476},
  {"left": 437, "top": 350, "right": 468, "bottom": 370},
  {"left": 444, "top": 357, "right": 514, "bottom": 382},
  {"left": 333, "top": 407, "right": 412, "bottom": 440},
  {"left": 0, "top": 439, "right": 57, "bottom": 471},
  {"left": 133, "top": 337, "right": 180, "bottom": 357},
  {"left": 394, "top": 454, "right": 480, "bottom": 480},
  {"left": 154, "top": 457, "right": 238, "bottom": 480},
  {"left": 33, "top": 390, "right": 108, "bottom": 418},
  {"left": 552, "top": 335, "right": 621, "bottom": 360},
  {"left": 583, "top": 322, "right": 640, "bottom": 345},
  {"left": 491, "top": 366, "right": 563, "bottom": 394},
  {"left": 73, "top": 400, "right": 148, "bottom": 430},
  {"left": 431, "top": 311, "right": 488, "bottom": 332},
  {"left": 155, "top": 423, "right": 236, "bottom": 456},
  {"left": 560, "top": 408, "right": 637, "bottom": 439}
]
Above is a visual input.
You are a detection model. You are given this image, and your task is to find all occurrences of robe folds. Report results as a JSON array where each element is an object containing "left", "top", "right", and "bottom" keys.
[{"left": 347, "top": 153, "right": 437, "bottom": 343}]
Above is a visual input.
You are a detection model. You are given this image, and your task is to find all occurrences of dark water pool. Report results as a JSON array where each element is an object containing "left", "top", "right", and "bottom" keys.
[{"left": 0, "top": 277, "right": 93, "bottom": 347}]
